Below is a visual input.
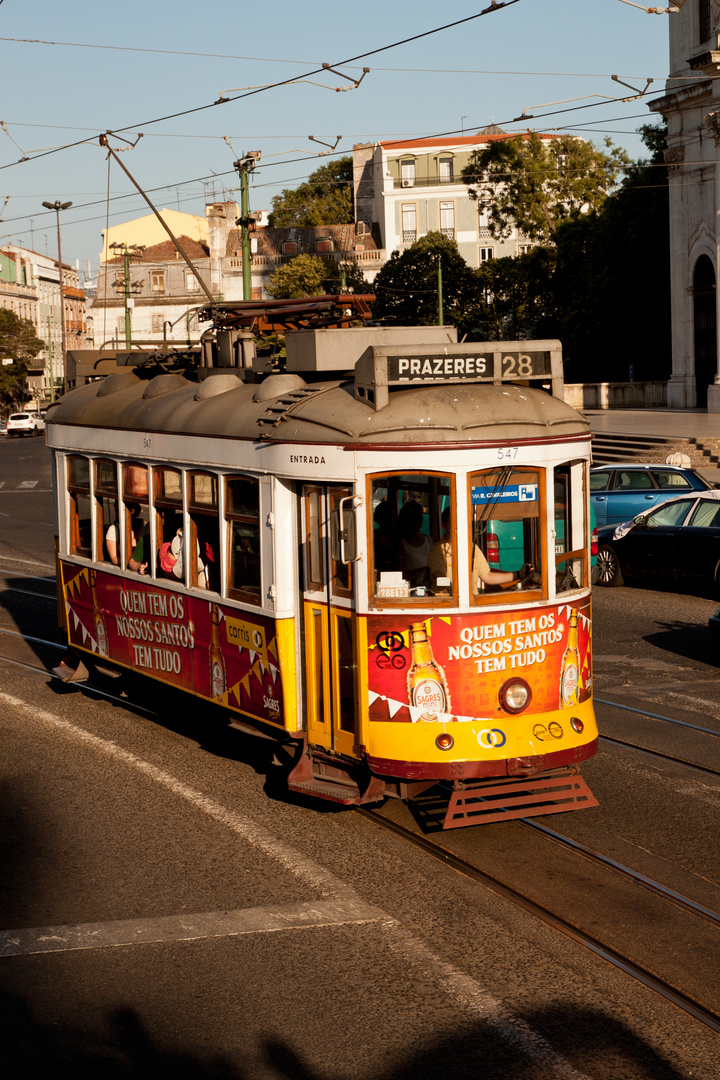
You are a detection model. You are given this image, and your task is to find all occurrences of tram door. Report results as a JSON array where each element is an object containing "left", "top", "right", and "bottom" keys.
[{"left": 301, "top": 485, "right": 357, "bottom": 758}]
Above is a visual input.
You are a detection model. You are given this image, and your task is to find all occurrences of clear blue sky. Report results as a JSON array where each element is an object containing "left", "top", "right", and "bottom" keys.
[{"left": 0, "top": 0, "right": 671, "bottom": 277}]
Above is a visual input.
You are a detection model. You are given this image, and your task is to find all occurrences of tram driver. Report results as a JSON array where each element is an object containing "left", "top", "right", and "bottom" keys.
[{"left": 428, "top": 507, "right": 533, "bottom": 592}]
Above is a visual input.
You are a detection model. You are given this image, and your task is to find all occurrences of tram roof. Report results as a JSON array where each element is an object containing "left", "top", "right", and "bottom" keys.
[{"left": 46, "top": 369, "right": 590, "bottom": 447}]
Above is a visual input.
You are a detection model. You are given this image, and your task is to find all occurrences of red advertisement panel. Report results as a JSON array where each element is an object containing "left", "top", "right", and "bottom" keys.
[
  {"left": 366, "top": 600, "right": 591, "bottom": 723},
  {"left": 60, "top": 563, "right": 285, "bottom": 725}
]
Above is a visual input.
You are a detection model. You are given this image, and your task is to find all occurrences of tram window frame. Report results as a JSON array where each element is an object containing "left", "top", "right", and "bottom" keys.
[
  {"left": 467, "top": 466, "right": 545, "bottom": 606},
  {"left": 188, "top": 471, "right": 220, "bottom": 592},
  {"left": 367, "top": 471, "right": 455, "bottom": 608},
  {"left": 154, "top": 467, "right": 184, "bottom": 579},
  {"left": 329, "top": 487, "right": 353, "bottom": 600},
  {"left": 225, "top": 474, "right": 262, "bottom": 606},
  {"left": 122, "top": 463, "right": 151, "bottom": 575},
  {"left": 304, "top": 486, "right": 325, "bottom": 592},
  {"left": 94, "top": 459, "right": 120, "bottom": 565},
  {"left": 67, "top": 455, "right": 92, "bottom": 559},
  {"left": 554, "top": 461, "right": 588, "bottom": 593}
]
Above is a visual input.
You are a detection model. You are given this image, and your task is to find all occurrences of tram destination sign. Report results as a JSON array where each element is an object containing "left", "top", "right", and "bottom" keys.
[{"left": 355, "top": 339, "right": 563, "bottom": 410}]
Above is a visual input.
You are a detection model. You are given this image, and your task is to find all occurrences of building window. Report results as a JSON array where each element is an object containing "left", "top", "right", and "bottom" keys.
[
  {"left": 439, "top": 202, "right": 455, "bottom": 240},
  {"left": 151, "top": 314, "right": 165, "bottom": 333},
  {"left": 185, "top": 270, "right": 199, "bottom": 292},
  {"left": 282, "top": 241, "right": 298, "bottom": 255},
  {"left": 401, "top": 204, "right": 417, "bottom": 244},
  {"left": 316, "top": 238, "right": 334, "bottom": 253},
  {"left": 479, "top": 247, "right": 495, "bottom": 262},
  {"left": 438, "top": 158, "right": 454, "bottom": 183},
  {"left": 151, "top": 270, "right": 165, "bottom": 294},
  {"left": 700, "top": 0, "right": 712, "bottom": 42},
  {"left": 517, "top": 244, "right": 533, "bottom": 256},
  {"left": 401, "top": 159, "right": 416, "bottom": 187},
  {"left": 251, "top": 287, "right": 263, "bottom": 300}
]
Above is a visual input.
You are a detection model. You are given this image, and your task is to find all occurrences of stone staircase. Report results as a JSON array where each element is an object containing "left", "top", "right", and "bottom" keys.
[{"left": 590, "top": 432, "right": 720, "bottom": 469}]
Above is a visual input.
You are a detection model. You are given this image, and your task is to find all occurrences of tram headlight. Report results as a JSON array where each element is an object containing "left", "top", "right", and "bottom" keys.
[
  {"left": 436, "top": 732, "right": 454, "bottom": 751},
  {"left": 499, "top": 678, "right": 532, "bottom": 715},
  {"left": 570, "top": 717, "right": 584, "bottom": 733}
]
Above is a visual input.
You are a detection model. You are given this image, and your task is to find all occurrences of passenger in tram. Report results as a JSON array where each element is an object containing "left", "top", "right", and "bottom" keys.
[
  {"left": 395, "top": 499, "right": 433, "bottom": 588},
  {"left": 127, "top": 503, "right": 149, "bottom": 575},
  {"left": 428, "top": 508, "right": 533, "bottom": 592},
  {"left": 104, "top": 521, "right": 120, "bottom": 565}
]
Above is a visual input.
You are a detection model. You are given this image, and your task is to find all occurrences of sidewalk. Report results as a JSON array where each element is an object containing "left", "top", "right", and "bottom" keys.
[
  {"left": 584, "top": 408, "right": 720, "bottom": 440},
  {"left": 584, "top": 408, "right": 720, "bottom": 484}
]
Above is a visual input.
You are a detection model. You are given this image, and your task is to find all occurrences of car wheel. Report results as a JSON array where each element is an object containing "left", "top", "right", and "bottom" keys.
[{"left": 597, "top": 544, "right": 624, "bottom": 587}]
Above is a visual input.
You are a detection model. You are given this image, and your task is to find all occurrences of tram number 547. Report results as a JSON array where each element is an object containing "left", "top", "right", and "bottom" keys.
[{"left": 497, "top": 447, "right": 518, "bottom": 460}]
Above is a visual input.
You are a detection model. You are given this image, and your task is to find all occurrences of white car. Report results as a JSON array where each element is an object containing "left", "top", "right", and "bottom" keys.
[{"left": 6, "top": 412, "right": 45, "bottom": 437}]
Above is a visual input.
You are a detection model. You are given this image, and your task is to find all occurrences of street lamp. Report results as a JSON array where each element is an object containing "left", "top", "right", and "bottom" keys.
[{"left": 42, "top": 199, "right": 72, "bottom": 394}]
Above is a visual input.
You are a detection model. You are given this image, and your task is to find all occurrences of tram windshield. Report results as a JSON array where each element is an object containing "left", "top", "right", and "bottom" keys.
[{"left": 469, "top": 467, "right": 542, "bottom": 600}]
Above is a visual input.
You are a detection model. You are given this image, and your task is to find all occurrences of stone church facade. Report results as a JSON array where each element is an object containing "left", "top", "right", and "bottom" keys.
[{"left": 650, "top": 1, "right": 720, "bottom": 410}]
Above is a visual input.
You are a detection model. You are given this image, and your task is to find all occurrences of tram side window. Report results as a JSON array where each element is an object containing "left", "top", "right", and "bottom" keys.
[
  {"left": 369, "top": 472, "right": 452, "bottom": 603},
  {"left": 188, "top": 472, "right": 219, "bottom": 592},
  {"left": 123, "top": 464, "right": 150, "bottom": 575},
  {"left": 226, "top": 476, "right": 261, "bottom": 605},
  {"left": 154, "top": 468, "right": 183, "bottom": 578},
  {"left": 95, "top": 459, "right": 119, "bottom": 565},
  {"left": 554, "top": 462, "right": 587, "bottom": 593},
  {"left": 68, "top": 455, "right": 91, "bottom": 558},
  {"left": 469, "top": 468, "right": 542, "bottom": 600}
]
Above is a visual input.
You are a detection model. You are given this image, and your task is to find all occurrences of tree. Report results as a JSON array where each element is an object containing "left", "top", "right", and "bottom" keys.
[
  {"left": 461, "top": 133, "right": 631, "bottom": 244},
  {"left": 0, "top": 309, "right": 44, "bottom": 410},
  {"left": 475, "top": 248, "right": 558, "bottom": 342},
  {"left": 268, "top": 157, "right": 354, "bottom": 227},
  {"left": 266, "top": 254, "right": 333, "bottom": 299},
  {"left": 266, "top": 252, "right": 368, "bottom": 299},
  {"left": 371, "top": 232, "right": 480, "bottom": 336},
  {"left": 0, "top": 308, "right": 45, "bottom": 362},
  {"left": 553, "top": 122, "right": 671, "bottom": 383}
]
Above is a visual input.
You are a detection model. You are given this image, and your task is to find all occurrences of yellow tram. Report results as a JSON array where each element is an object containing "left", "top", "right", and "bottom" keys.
[{"left": 48, "top": 304, "right": 598, "bottom": 828}]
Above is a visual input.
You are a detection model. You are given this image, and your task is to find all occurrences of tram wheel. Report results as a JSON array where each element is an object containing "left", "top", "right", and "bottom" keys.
[{"left": 597, "top": 544, "right": 623, "bottom": 587}]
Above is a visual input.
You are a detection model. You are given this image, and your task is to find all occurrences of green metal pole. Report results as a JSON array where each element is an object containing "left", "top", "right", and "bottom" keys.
[
  {"left": 123, "top": 246, "right": 132, "bottom": 347},
  {"left": 437, "top": 257, "right": 444, "bottom": 326},
  {"left": 240, "top": 162, "right": 251, "bottom": 302},
  {"left": 47, "top": 315, "right": 55, "bottom": 403}
]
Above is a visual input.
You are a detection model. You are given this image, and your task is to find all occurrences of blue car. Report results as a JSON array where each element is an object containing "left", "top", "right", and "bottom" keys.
[{"left": 590, "top": 464, "right": 714, "bottom": 527}]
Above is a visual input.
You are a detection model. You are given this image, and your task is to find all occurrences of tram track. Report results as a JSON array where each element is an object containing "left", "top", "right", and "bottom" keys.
[
  {"left": 357, "top": 806, "right": 720, "bottom": 1035},
  {"left": 2, "top": 619, "right": 720, "bottom": 1034}
]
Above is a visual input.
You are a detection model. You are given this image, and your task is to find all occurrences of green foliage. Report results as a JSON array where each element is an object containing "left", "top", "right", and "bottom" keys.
[
  {"left": 266, "top": 252, "right": 368, "bottom": 299},
  {"left": 0, "top": 309, "right": 43, "bottom": 410},
  {"left": 372, "top": 232, "right": 480, "bottom": 336},
  {"left": 0, "top": 359, "right": 29, "bottom": 410},
  {"left": 462, "top": 133, "right": 631, "bottom": 243},
  {"left": 554, "top": 122, "right": 671, "bottom": 382},
  {"left": 475, "top": 248, "right": 558, "bottom": 341},
  {"left": 266, "top": 254, "right": 331, "bottom": 298},
  {"left": 0, "top": 308, "right": 45, "bottom": 361},
  {"left": 268, "top": 157, "right": 354, "bottom": 227}
]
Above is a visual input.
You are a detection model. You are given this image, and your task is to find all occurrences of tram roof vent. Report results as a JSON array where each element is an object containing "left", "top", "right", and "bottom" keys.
[
  {"left": 194, "top": 373, "right": 244, "bottom": 400},
  {"left": 142, "top": 373, "right": 190, "bottom": 399},
  {"left": 285, "top": 326, "right": 457, "bottom": 373},
  {"left": 354, "top": 339, "right": 564, "bottom": 410}
]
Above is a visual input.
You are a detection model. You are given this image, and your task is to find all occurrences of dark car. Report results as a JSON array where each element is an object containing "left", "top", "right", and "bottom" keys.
[
  {"left": 590, "top": 463, "right": 713, "bottom": 527},
  {"left": 596, "top": 491, "right": 720, "bottom": 589}
]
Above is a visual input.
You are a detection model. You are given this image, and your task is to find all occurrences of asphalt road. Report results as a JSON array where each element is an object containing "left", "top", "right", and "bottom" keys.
[{"left": 1, "top": 434, "right": 719, "bottom": 1080}]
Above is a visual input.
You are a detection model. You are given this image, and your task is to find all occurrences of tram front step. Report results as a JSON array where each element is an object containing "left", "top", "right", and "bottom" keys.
[
  {"left": 288, "top": 777, "right": 365, "bottom": 804},
  {"left": 287, "top": 751, "right": 386, "bottom": 806},
  {"left": 443, "top": 769, "right": 598, "bottom": 829}
]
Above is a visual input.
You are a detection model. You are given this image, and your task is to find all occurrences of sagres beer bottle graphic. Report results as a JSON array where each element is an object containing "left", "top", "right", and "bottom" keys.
[
  {"left": 90, "top": 569, "right": 107, "bottom": 656},
  {"left": 560, "top": 610, "right": 580, "bottom": 707},
  {"left": 209, "top": 603, "right": 226, "bottom": 699},
  {"left": 407, "top": 621, "right": 450, "bottom": 719}
]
